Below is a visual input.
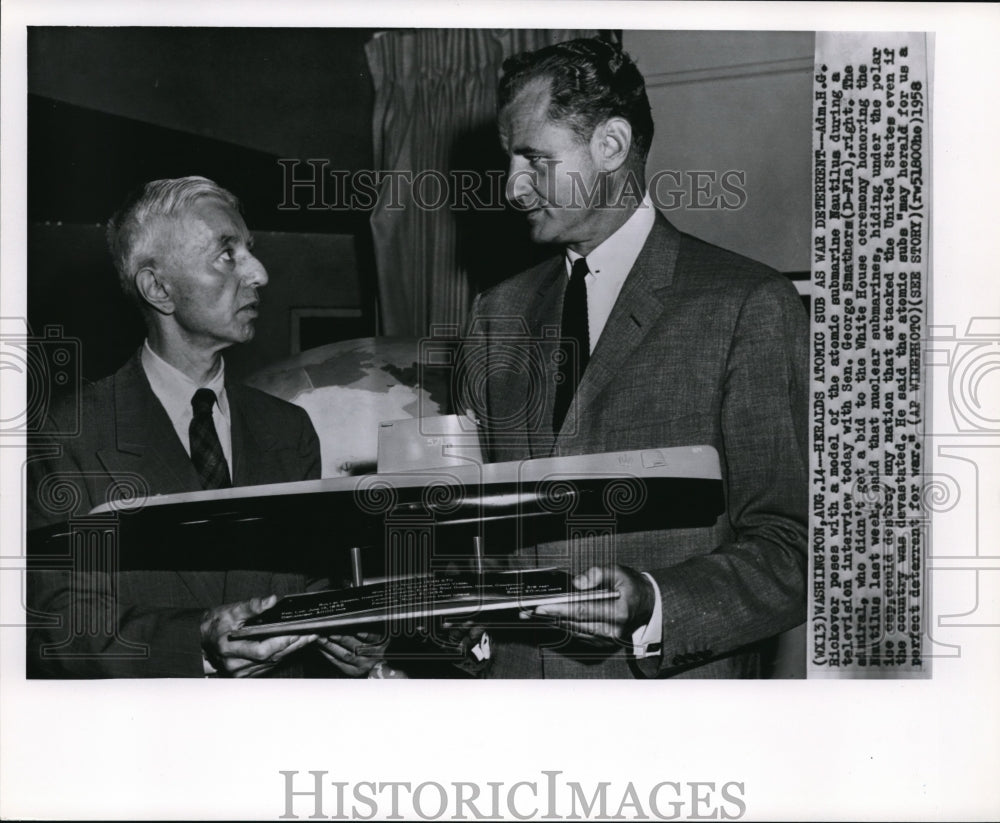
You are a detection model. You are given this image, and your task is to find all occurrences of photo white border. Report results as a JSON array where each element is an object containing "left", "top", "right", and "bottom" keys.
[{"left": 2, "top": 2, "right": 998, "bottom": 820}]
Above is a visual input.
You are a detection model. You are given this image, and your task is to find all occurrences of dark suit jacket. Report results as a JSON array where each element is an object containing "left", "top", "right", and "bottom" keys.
[
  {"left": 461, "top": 215, "right": 809, "bottom": 678},
  {"left": 26, "top": 351, "right": 321, "bottom": 677}
]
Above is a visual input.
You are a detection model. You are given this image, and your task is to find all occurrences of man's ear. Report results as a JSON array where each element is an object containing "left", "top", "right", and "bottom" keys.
[
  {"left": 134, "top": 267, "right": 175, "bottom": 315},
  {"left": 592, "top": 117, "right": 632, "bottom": 172}
]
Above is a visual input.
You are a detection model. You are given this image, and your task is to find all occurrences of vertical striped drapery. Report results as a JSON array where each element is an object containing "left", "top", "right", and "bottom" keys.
[{"left": 365, "top": 29, "right": 598, "bottom": 337}]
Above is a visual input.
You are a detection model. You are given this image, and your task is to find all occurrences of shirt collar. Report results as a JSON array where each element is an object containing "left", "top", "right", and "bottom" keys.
[
  {"left": 566, "top": 190, "right": 656, "bottom": 278},
  {"left": 140, "top": 340, "right": 230, "bottom": 423}
]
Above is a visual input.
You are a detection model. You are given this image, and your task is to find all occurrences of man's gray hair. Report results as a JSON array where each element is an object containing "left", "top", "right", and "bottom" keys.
[{"left": 106, "top": 176, "right": 241, "bottom": 304}]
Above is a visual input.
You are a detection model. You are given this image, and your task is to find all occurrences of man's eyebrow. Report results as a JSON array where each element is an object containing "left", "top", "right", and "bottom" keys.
[
  {"left": 216, "top": 232, "right": 251, "bottom": 248},
  {"left": 511, "top": 143, "right": 545, "bottom": 156}
]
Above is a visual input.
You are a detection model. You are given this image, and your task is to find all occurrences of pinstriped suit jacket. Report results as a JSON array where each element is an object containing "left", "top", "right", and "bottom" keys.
[
  {"left": 26, "top": 351, "right": 321, "bottom": 677},
  {"left": 461, "top": 214, "right": 809, "bottom": 678}
]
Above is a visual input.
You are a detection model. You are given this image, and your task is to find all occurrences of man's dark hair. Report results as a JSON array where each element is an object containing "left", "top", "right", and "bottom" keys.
[{"left": 498, "top": 37, "right": 654, "bottom": 166}]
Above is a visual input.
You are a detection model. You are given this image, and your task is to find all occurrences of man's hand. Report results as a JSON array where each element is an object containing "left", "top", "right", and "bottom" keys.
[
  {"left": 315, "top": 631, "right": 388, "bottom": 678},
  {"left": 530, "top": 565, "right": 655, "bottom": 643},
  {"left": 200, "top": 595, "right": 318, "bottom": 677}
]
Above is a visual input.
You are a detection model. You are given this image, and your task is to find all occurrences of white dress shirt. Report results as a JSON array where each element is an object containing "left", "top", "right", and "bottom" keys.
[
  {"left": 564, "top": 193, "right": 663, "bottom": 658},
  {"left": 140, "top": 340, "right": 233, "bottom": 473},
  {"left": 565, "top": 191, "right": 656, "bottom": 353}
]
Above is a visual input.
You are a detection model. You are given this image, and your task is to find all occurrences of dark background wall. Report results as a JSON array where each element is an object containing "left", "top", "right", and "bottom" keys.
[
  {"left": 28, "top": 27, "right": 378, "bottom": 380},
  {"left": 625, "top": 31, "right": 814, "bottom": 275},
  {"left": 29, "top": 28, "right": 813, "bottom": 381}
]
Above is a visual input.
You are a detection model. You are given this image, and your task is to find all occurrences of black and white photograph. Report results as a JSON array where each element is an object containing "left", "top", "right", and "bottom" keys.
[{"left": 1, "top": 1, "right": 997, "bottom": 820}]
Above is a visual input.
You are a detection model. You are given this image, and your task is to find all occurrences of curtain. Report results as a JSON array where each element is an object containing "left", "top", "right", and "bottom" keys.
[{"left": 366, "top": 29, "right": 598, "bottom": 337}]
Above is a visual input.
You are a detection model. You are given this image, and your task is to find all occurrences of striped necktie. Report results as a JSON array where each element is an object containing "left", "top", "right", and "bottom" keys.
[{"left": 189, "top": 388, "right": 232, "bottom": 490}]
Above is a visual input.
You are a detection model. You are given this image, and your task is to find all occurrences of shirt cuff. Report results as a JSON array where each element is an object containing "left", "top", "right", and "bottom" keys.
[{"left": 630, "top": 573, "right": 663, "bottom": 659}]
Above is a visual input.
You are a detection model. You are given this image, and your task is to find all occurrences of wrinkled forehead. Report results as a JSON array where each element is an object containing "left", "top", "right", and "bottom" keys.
[
  {"left": 137, "top": 197, "right": 244, "bottom": 268},
  {"left": 179, "top": 194, "right": 244, "bottom": 228},
  {"left": 162, "top": 195, "right": 246, "bottom": 244},
  {"left": 499, "top": 78, "right": 560, "bottom": 147}
]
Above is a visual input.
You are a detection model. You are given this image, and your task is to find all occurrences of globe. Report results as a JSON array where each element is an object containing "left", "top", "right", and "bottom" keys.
[{"left": 246, "top": 337, "right": 453, "bottom": 478}]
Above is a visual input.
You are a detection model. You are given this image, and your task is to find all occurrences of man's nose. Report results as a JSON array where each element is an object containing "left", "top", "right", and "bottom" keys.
[
  {"left": 506, "top": 159, "right": 536, "bottom": 205},
  {"left": 242, "top": 253, "right": 268, "bottom": 288}
]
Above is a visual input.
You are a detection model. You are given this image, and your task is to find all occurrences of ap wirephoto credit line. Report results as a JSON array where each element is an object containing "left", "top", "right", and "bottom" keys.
[{"left": 809, "top": 32, "right": 931, "bottom": 678}]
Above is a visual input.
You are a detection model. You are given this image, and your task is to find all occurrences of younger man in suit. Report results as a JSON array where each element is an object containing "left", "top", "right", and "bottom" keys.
[
  {"left": 27, "top": 176, "right": 375, "bottom": 677},
  {"left": 458, "top": 38, "right": 809, "bottom": 678}
]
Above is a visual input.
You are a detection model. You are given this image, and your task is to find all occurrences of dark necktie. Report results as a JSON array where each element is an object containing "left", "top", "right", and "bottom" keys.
[
  {"left": 553, "top": 257, "right": 590, "bottom": 432},
  {"left": 189, "top": 388, "right": 232, "bottom": 490}
]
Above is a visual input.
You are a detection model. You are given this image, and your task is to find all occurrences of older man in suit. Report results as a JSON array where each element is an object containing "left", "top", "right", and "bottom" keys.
[
  {"left": 457, "top": 38, "right": 808, "bottom": 678},
  {"left": 27, "top": 176, "right": 374, "bottom": 677}
]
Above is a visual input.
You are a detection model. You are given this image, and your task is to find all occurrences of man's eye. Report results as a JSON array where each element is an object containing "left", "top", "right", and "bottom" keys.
[{"left": 219, "top": 248, "right": 235, "bottom": 262}]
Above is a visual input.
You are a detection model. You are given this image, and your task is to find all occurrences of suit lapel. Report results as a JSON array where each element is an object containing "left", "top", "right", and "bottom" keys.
[
  {"left": 556, "top": 215, "right": 681, "bottom": 444},
  {"left": 96, "top": 353, "right": 201, "bottom": 493},
  {"left": 97, "top": 352, "right": 223, "bottom": 606},
  {"left": 523, "top": 259, "right": 565, "bottom": 458},
  {"left": 227, "top": 383, "right": 278, "bottom": 486}
]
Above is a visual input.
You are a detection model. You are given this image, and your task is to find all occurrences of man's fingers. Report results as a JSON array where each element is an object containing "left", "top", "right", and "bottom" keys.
[
  {"left": 217, "top": 594, "right": 279, "bottom": 626},
  {"left": 323, "top": 635, "right": 386, "bottom": 658},
  {"left": 530, "top": 597, "right": 626, "bottom": 641},
  {"left": 536, "top": 566, "right": 612, "bottom": 615},
  {"left": 245, "top": 594, "right": 279, "bottom": 617},
  {"left": 217, "top": 655, "right": 270, "bottom": 677},
  {"left": 536, "top": 597, "right": 616, "bottom": 621},
  {"left": 540, "top": 614, "right": 621, "bottom": 643},
  {"left": 251, "top": 632, "right": 312, "bottom": 659},
  {"left": 572, "top": 566, "right": 605, "bottom": 590},
  {"left": 538, "top": 613, "right": 613, "bottom": 635},
  {"left": 214, "top": 634, "right": 313, "bottom": 676},
  {"left": 223, "top": 632, "right": 309, "bottom": 663},
  {"left": 271, "top": 634, "right": 318, "bottom": 661},
  {"left": 318, "top": 635, "right": 385, "bottom": 661},
  {"left": 325, "top": 633, "right": 384, "bottom": 651},
  {"left": 317, "top": 638, "right": 360, "bottom": 667},
  {"left": 317, "top": 637, "right": 350, "bottom": 655},
  {"left": 562, "top": 622, "right": 620, "bottom": 645},
  {"left": 232, "top": 662, "right": 274, "bottom": 678},
  {"left": 316, "top": 639, "right": 377, "bottom": 677},
  {"left": 202, "top": 598, "right": 307, "bottom": 676}
]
